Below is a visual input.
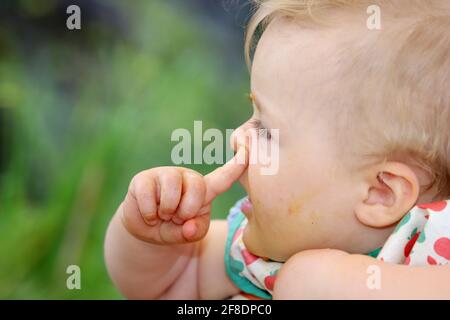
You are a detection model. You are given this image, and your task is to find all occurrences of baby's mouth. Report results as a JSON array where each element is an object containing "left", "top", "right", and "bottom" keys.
[{"left": 240, "top": 197, "right": 253, "bottom": 217}]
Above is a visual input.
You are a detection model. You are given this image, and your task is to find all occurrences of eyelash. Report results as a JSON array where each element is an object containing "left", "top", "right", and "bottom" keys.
[{"left": 248, "top": 118, "right": 272, "bottom": 140}]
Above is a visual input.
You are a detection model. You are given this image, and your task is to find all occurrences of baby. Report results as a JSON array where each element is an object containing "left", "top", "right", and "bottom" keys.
[{"left": 104, "top": 0, "right": 450, "bottom": 299}]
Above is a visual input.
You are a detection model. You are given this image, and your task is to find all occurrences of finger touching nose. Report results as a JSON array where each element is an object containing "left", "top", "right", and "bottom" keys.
[
  {"left": 204, "top": 146, "right": 249, "bottom": 204},
  {"left": 230, "top": 123, "right": 251, "bottom": 153}
]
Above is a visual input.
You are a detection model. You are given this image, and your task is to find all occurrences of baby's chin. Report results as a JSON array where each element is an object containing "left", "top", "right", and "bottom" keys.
[
  {"left": 242, "top": 224, "right": 287, "bottom": 262},
  {"left": 242, "top": 230, "right": 265, "bottom": 258}
]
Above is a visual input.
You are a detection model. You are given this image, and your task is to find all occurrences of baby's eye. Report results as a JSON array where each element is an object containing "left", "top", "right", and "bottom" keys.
[
  {"left": 248, "top": 118, "right": 272, "bottom": 140},
  {"left": 258, "top": 127, "right": 272, "bottom": 140}
]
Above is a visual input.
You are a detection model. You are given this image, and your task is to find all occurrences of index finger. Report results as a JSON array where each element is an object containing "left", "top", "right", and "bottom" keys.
[{"left": 204, "top": 147, "right": 248, "bottom": 204}]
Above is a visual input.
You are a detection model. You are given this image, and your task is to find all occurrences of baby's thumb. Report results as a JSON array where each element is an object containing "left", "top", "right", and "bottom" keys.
[{"left": 182, "top": 207, "right": 211, "bottom": 242}]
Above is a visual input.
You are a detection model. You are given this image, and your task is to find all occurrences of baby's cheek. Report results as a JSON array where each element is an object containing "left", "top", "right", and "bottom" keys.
[{"left": 254, "top": 195, "right": 284, "bottom": 223}]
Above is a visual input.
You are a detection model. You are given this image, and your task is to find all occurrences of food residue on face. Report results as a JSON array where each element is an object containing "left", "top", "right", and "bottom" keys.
[{"left": 287, "top": 186, "right": 322, "bottom": 216}]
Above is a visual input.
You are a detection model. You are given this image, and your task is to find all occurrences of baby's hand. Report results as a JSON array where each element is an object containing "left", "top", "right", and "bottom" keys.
[{"left": 121, "top": 147, "right": 248, "bottom": 245}]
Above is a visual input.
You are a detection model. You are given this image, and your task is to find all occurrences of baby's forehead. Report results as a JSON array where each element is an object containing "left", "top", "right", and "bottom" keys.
[
  {"left": 251, "top": 14, "right": 405, "bottom": 107},
  {"left": 254, "top": 16, "right": 373, "bottom": 75},
  {"left": 251, "top": 18, "right": 354, "bottom": 110}
]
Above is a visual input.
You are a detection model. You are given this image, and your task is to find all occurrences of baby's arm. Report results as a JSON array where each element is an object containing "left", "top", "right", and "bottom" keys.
[
  {"left": 105, "top": 210, "right": 238, "bottom": 299},
  {"left": 273, "top": 249, "right": 450, "bottom": 299},
  {"left": 104, "top": 149, "right": 247, "bottom": 299}
]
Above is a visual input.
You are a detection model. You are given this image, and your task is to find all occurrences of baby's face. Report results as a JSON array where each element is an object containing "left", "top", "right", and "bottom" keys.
[{"left": 233, "top": 18, "right": 386, "bottom": 262}]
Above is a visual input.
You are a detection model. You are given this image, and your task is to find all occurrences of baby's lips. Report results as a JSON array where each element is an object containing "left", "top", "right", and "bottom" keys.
[{"left": 240, "top": 197, "right": 253, "bottom": 215}]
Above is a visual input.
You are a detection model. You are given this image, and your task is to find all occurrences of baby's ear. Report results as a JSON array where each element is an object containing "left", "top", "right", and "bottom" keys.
[{"left": 354, "top": 162, "right": 420, "bottom": 228}]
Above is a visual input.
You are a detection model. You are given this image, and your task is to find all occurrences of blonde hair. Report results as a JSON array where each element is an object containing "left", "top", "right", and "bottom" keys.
[{"left": 244, "top": 0, "right": 450, "bottom": 199}]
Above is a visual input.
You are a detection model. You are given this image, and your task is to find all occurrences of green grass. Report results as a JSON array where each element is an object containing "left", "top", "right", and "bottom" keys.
[{"left": 0, "top": 1, "right": 250, "bottom": 299}]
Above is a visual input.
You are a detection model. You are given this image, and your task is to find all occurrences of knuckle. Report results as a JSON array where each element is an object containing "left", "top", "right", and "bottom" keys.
[
  {"left": 134, "top": 187, "right": 149, "bottom": 203},
  {"left": 161, "top": 171, "right": 182, "bottom": 190},
  {"left": 189, "top": 180, "right": 206, "bottom": 199},
  {"left": 131, "top": 170, "right": 147, "bottom": 184},
  {"left": 185, "top": 171, "right": 206, "bottom": 193},
  {"left": 163, "top": 166, "right": 182, "bottom": 179},
  {"left": 129, "top": 170, "right": 149, "bottom": 192}
]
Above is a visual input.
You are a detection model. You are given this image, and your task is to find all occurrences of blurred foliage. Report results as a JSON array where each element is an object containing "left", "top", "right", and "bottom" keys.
[{"left": 0, "top": 0, "right": 251, "bottom": 298}]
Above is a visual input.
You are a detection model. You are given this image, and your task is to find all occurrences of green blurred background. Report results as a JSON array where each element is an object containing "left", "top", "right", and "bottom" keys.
[{"left": 0, "top": 0, "right": 252, "bottom": 299}]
